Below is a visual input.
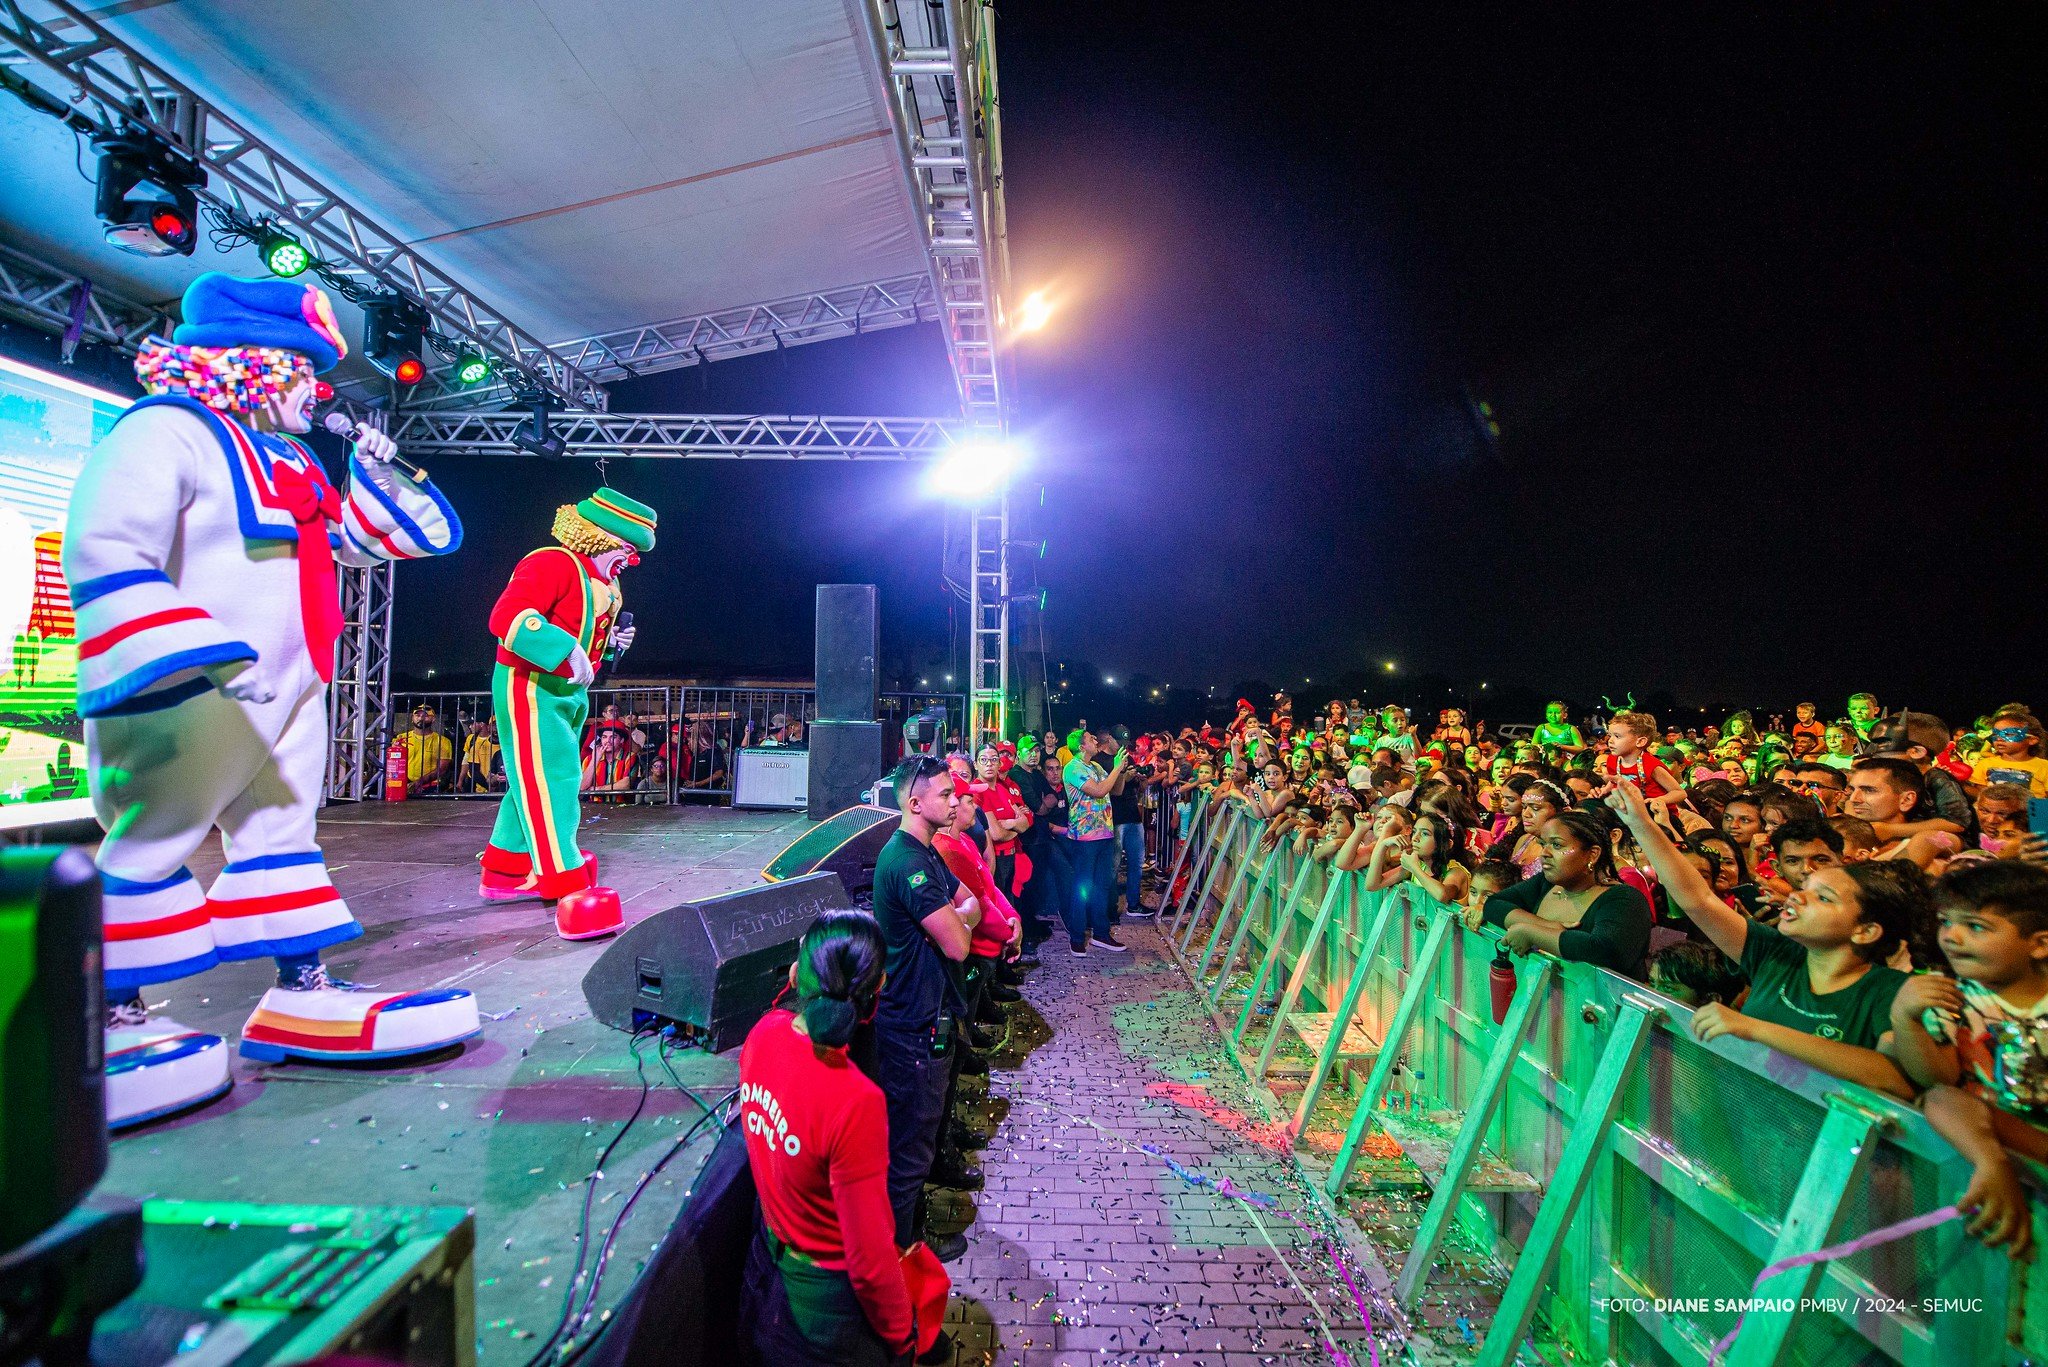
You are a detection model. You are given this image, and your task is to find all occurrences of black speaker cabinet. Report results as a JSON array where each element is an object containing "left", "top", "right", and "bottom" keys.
[
  {"left": 580, "top": 873, "right": 849, "bottom": 1051},
  {"left": 807, "top": 720, "right": 884, "bottom": 821},
  {"left": 814, "top": 584, "right": 878, "bottom": 722},
  {"left": 761, "top": 804, "right": 901, "bottom": 894}
]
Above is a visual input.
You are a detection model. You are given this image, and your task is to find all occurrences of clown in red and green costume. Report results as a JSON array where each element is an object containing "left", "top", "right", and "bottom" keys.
[{"left": 480, "top": 490, "right": 656, "bottom": 905}]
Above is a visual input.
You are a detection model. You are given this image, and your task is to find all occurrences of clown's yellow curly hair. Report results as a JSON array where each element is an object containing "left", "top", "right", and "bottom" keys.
[{"left": 552, "top": 504, "right": 628, "bottom": 555}]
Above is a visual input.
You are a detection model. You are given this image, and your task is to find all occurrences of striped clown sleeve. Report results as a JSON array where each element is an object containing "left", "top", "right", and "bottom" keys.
[
  {"left": 336, "top": 455, "right": 465, "bottom": 567},
  {"left": 68, "top": 569, "right": 257, "bottom": 718},
  {"left": 205, "top": 849, "right": 361, "bottom": 963}
]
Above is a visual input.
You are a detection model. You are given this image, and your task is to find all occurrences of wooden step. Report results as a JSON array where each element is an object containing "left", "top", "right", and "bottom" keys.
[{"left": 1285, "top": 1011, "right": 1381, "bottom": 1062}]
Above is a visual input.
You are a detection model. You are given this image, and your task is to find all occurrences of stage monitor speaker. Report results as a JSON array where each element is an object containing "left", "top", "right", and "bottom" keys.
[
  {"left": 1, "top": 846, "right": 106, "bottom": 1258},
  {"left": 580, "top": 873, "right": 849, "bottom": 1052},
  {"left": 807, "top": 719, "right": 883, "bottom": 821},
  {"left": 814, "top": 584, "right": 877, "bottom": 722},
  {"left": 761, "top": 804, "right": 900, "bottom": 895}
]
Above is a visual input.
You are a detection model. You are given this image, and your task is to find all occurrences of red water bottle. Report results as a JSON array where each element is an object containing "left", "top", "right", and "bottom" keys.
[{"left": 1489, "top": 947, "right": 1517, "bottom": 1024}]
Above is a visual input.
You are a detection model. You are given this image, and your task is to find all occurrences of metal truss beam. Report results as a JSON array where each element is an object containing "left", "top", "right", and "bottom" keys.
[
  {"left": 0, "top": 0, "right": 607, "bottom": 411},
  {"left": 389, "top": 409, "right": 960, "bottom": 461},
  {"left": 862, "top": 0, "right": 1012, "bottom": 431},
  {"left": 551, "top": 274, "right": 940, "bottom": 385},
  {"left": 0, "top": 237, "right": 171, "bottom": 353}
]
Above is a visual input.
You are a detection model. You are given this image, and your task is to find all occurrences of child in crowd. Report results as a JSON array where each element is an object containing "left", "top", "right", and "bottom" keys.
[
  {"left": 1601, "top": 711, "right": 1687, "bottom": 816},
  {"left": 1648, "top": 940, "right": 1749, "bottom": 1008},
  {"left": 1886, "top": 862, "right": 2048, "bottom": 1258},
  {"left": 1463, "top": 858, "right": 1521, "bottom": 929},
  {"left": 1790, "top": 701, "right": 1826, "bottom": 754},
  {"left": 1363, "top": 809, "right": 1471, "bottom": 905},
  {"left": 1972, "top": 709, "right": 2048, "bottom": 798},
  {"left": 1830, "top": 814, "right": 1882, "bottom": 860},
  {"left": 1607, "top": 780, "right": 1916, "bottom": 1097}
]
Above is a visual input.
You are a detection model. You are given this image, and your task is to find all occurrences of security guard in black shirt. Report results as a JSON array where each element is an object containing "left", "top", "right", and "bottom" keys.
[{"left": 868, "top": 754, "right": 982, "bottom": 1257}]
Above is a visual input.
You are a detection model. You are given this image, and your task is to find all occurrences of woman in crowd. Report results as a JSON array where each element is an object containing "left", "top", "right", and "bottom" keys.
[
  {"left": 736, "top": 912, "right": 918, "bottom": 1366},
  {"left": 1483, "top": 808, "right": 1653, "bottom": 977}
]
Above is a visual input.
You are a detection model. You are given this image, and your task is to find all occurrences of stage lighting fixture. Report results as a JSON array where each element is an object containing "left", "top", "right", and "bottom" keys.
[
  {"left": 512, "top": 400, "right": 568, "bottom": 459},
  {"left": 454, "top": 351, "right": 492, "bottom": 386},
  {"left": 1016, "top": 289, "right": 1052, "bottom": 332},
  {"left": 257, "top": 224, "right": 309, "bottom": 277},
  {"left": 928, "top": 436, "right": 1020, "bottom": 499},
  {"left": 92, "top": 132, "right": 202, "bottom": 257},
  {"left": 362, "top": 296, "right": 429, "bottom": 385}
]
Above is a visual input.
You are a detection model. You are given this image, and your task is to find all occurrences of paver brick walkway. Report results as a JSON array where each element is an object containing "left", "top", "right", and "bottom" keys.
[{"left": 933, "top": 918, "right": 1393, "bottom": 1367}]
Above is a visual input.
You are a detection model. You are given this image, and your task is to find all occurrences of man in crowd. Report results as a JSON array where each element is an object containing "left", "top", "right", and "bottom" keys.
[
  {"left": 1062, "top": 727, "right": 1128, "bottom": 955},
  {"left": 460, "top": 716, "right": 502, "bottom": 793},
  {"left": 402, "top": 704, "right": 454, "bottom": 794},
  {"left": 1104, "top": 726, "right": 1153, "bottom": 921},
  {"left": 1845, "top": 757, "right": 1952, "bottom": 868},
  {"left": 869, "top": 754, "right": 982, "bottom": 1261}
]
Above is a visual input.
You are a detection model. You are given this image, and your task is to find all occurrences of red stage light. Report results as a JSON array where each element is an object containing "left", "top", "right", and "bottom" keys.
[
  {"left": 149, "top": 208, "right": 190, "bottom": 240},
  {"left": 394, "top": 357, "right": 426, "bottom": 386}
]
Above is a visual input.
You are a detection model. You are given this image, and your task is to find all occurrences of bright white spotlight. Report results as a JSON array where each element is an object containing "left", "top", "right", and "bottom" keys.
[
  {"left": 1016, "top": 290, "right": 1052, "bottom": 333},
  {"left": 928, "top": 437, "right": 1021, "bottom": 499}
]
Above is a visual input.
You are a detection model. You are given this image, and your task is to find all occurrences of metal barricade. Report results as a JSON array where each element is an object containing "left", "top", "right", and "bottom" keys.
[
  {"left": 391, "top": 686, "right": 687, "bottom": 805},
  {"left": 1176, "top": 817, "right": 2039, "bottom": 1366}
]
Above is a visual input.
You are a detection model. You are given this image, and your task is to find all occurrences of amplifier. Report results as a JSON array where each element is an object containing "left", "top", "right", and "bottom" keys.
[
  {"left": 91, "top": 1199, "right": 472, "bottom": 1367},
  {"left": 581, "top": 873, "right": 849, "bottom": 1051}
]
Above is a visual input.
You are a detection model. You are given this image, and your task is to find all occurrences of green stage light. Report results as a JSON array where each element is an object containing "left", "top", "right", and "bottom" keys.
[
  {"left": 259, "top": 227, "right": 308, "bottom": 277},
  {"left": 455, "top": 352, "right": 492, "bottom": 385}
]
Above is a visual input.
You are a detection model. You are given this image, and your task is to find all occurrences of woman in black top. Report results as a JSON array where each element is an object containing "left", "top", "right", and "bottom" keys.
[{"left": 1483, "top": 808, "right": 1652, "bottom": 978}]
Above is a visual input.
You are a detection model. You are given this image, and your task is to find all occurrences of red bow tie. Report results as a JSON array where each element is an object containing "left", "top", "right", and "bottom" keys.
[{"left": 271, "top": 461, "right": 343, "bottom": 682}]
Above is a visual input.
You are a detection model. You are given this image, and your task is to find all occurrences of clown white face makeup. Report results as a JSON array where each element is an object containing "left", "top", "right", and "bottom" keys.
[
  {"left": 592, "top": 547, "right": 634, "bottom": 580},
  {"left": 258, "top": 371, "right": 320, "bottom": 434}
]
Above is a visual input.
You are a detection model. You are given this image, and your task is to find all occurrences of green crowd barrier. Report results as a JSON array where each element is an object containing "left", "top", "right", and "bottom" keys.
[{"left": 1168, "top": 815, "right": 2040, "bottom": 1366}]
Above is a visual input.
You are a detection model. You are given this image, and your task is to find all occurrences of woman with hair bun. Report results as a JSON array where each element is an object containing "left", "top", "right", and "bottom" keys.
[{"left": 737, "top": 911, "right": 919, "bottom": 1365}]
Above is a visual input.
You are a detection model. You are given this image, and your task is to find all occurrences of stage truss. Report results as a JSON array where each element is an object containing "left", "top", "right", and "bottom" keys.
[
  {"left": 390, "top": 409, "right": 959, "bottom": 461},
  {"left": 861, "top": 0, "right": 1015, "bottom": 738},
  {"left": 0, "top": 239, "right": 170, "bottom": 352},
  {"left": 0, "top": 0, "right": 605, "bottom": 411}
]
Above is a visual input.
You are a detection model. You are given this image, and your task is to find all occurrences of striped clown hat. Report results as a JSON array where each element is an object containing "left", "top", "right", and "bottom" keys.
[{"left": 552, "top": 487, "right": 657, "bottom": 555}]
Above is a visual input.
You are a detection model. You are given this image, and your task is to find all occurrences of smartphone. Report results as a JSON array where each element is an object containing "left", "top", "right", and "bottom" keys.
[{"left": 2030, "top": 798, "right": 2048, "bottom": 841}]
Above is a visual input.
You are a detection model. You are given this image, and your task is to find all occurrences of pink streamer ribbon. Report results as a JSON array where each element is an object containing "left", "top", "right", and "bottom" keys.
[{"left": 1708, "top": 1204, "right": 1960, "bottom": 1364}]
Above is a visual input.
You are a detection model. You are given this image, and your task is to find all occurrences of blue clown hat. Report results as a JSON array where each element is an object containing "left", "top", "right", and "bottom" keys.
[{"left": 172, "top": 273, "right": 349, "bottom": 373}]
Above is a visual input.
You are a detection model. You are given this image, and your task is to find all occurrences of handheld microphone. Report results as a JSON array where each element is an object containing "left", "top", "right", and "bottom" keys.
[{"left": 321, "top": 411, "right": 428, "bottom": 483}]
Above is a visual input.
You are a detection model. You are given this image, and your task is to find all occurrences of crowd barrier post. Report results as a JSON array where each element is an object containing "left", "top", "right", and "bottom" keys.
[
  {"left": 1173, "top": 807, "right": 1244, "bottom": 952},
  {"left": 1472, "top": 994, "right": 1663, "bottom": 1367},
  {"left": 1158, "top": 790, "right": 1209, "bottom": 928},
  {"left": 1721, "top": 1096, "right": 1892, "bottom": 1367},
  {"left": 1201, "top": 841, "right": 1289, "bottom": 1004},
  {"left": 1228, "top": 855, "right": 1320, "bottom": 1047},
  {"left": 1250, "top": 870, "right": 1354, "bottom": 1081},
  {"left": 1179, "top": 811, "right": 1256, "bottom": 959},
  {"left": 1164, "top": 801, "right": 1222, "bottom": 935},
  {"left": 1393, "top": 953, "right": 1558, "bottom": 1308},
  {"left": 1324, "top": 905, "right": 1457, "bottom": 1197},
  {"left": 1192, "top": 831, "right": 1274, "bottom": 982},
  {"left": 1290, "top": 886, "right": 1402, "bottom": 1137}
]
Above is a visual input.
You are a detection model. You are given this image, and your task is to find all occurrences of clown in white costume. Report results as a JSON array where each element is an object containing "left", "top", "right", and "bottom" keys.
[{"left": 63, "top": 273, "right": 480, "bottom": 1128}]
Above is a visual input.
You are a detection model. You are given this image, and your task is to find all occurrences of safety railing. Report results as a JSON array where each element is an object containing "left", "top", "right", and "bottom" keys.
[
  {"left": 1166, "top": 795, "right": 2041, "bottom": 1366},
  {"left": 387, "top": 685, "right": 820, "bottom": 804}
]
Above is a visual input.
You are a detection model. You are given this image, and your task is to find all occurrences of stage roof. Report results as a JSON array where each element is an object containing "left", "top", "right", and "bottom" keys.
[{"left": 0, "top": 0, "right": 1004, "bottom": 416}]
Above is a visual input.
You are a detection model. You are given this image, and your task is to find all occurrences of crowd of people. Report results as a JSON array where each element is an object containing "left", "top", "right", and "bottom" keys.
[
  {"left": 388, "top": 696, "right": 815, "bottom": 801},
  {"left": 1145, "top": 691, "right": 2048, "bottom": 1260},
  {"left": 715, "top": 690, "right": 2048, "bottom": 1362}
]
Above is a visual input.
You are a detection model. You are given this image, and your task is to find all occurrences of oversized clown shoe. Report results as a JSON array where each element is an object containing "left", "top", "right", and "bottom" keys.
[
  {"left": 478, "top": 489, "right": 654, "bottom": 926},
  {"left": 63, "top": 273, "right": 480, "bottom": 1128}
]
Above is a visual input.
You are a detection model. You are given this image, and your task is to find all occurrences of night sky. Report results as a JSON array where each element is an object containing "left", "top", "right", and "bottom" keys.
[{"left": 393, "top": 11, "right": 2044, "bottom": 723}]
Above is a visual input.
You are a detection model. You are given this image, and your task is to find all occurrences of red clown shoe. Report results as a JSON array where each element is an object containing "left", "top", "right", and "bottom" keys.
[
  {"left": 555, "top": 886, "right": 623, "bottom": 940},
  {"left": 478, "top": 848, "right": 597, "bottom": 903}
]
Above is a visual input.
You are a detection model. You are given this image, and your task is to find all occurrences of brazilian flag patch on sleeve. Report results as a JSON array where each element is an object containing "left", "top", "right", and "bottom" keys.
[{"left": 908, "top": 871, "right": 928, "bottom": 889}]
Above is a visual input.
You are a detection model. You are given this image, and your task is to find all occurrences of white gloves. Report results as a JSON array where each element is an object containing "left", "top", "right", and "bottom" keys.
[
  {"left": 566, "top": 645, "right": 595, "bottom": 688},
  {"left": 206, "top": 659, "right": 275, "bottom": 704},
  {"left": 350, "top": 419, "right": 403, "bottom": 495},
  {"left": 611, "top": 624, "right": 636, "bottom": 653}
]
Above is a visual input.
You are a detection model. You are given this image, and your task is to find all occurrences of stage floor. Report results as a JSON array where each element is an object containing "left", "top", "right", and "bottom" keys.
[{"left": 104, "top": 799, "right": 808, "bottom": 1365}]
